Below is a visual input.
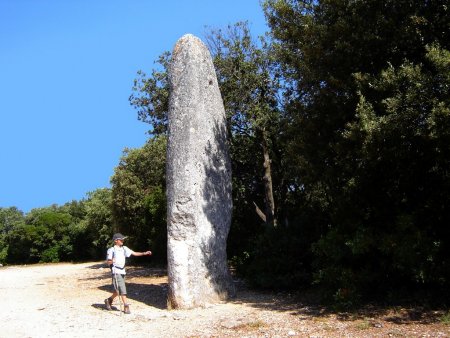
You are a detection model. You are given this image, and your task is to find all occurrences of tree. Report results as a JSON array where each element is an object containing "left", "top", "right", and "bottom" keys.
[
  {"left": 5, "top": 206, "right": 74, "bottom": 263},
  {"left": 129, "top": 52, "right": 171, "bottom": 136},
  {"left": 206, "top": 22, "right": 283, "bottom": 228},
  {"left": 0, "top": 207, "right": 25, "bottom": 264},
  {"left": 110, "top": 136, "right": 167, "bottom": 262},
  {"left": 264, "top": 0, "right": 450, "bottom": 299},
  {"left": 336, "top": 44, "right": 450, "bottom": 294},
  {"left": 76, "top": 189, "right": 113, "bottom": 260}
]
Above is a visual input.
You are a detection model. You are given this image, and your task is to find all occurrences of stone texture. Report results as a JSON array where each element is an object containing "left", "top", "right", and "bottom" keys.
[{"left": 166, "top": 34, "right": 235, "bottom": 309}]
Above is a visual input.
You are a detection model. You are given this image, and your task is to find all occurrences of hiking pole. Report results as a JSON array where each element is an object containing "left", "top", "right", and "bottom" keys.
[{"left": 111, "top": 250, "right": 123, "bottom": 316}]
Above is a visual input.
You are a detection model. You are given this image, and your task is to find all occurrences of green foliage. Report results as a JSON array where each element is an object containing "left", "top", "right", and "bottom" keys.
[
  {"left": 263, "top": 0, "right": 450, "bottom": 300},
  {"left": 207, "top": 22, "right": 284, "bottom": 227},
  {"left": 0, "top": 207, "right": 24, "bottom": 233},
  {"left": 143, "top": 186, "right": 167, "bottom": 263},
  {"left": 6, "top": 223, "right": 34, "bottom": 263},
  {"left": 111, "top": 136, "right": 167, "bottom": 260},
  {"left": 129, "top": 52, "right": 171, "bottom": 135},
  {"left": 237, "top": 222, "right": 312, "bottom": 289},
  {"left": 441, "top": 311, "right": 450, "bottom": 325},
  {"left": 0, "top": 245, "right": 7, "bottom": 264},
  {"left": 21, "top": 207, "right": 73, "bottom": 263},
  {"left": 0, "top": 207, "right": 25, "bottom": 264},
  {"left": 41, "top": 246, "right": 60, "bottom": 263},
  {"left": 331, "top": 43, "right": 450, "bottom": 295},
  {"left": 77, "top": 188, "right": 112, "bottom": 260},
  {"left": 2, "top": 200, "right": 106, "bottom": 264}
]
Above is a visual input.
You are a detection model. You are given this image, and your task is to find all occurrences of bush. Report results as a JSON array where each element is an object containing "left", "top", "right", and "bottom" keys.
[
  {"left": 236, "top": 224, "right": 312, "bottom": 289},
  {"left": 41, "top": 246, "right": 60, "bottom": 263}
]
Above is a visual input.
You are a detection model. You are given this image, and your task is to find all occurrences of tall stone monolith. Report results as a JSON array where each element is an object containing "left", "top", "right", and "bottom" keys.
[{"left": 166, "top": 34, "right": 235, "bottom": 309}]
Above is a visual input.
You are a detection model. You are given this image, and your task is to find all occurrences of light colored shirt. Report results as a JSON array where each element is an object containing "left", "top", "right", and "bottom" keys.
[{"left": 106, "top": 245, "right": 133, "bottom": 274}]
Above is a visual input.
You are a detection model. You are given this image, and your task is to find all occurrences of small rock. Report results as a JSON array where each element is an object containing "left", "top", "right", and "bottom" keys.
[
  {"left": 221, "top": 320, "right": 242, "bottom": 329},
  {"left": 172, "top": 314, "right": 184, "bottom": 320}
]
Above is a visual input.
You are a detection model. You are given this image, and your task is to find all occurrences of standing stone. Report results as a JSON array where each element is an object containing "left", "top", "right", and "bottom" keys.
[{"left": 166, "top": 34, "right": 235, "bottom": 309}]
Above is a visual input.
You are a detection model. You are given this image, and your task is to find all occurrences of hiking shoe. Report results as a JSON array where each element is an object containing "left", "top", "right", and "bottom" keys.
[
  {"left": 104, "top": 298, "right": 112, "bottom": 311},
  {"left": 124, "top": 304, "right": 131, "bottom": 314}
]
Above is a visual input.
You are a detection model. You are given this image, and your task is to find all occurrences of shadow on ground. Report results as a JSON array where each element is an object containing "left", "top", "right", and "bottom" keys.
[
  {"left": 97, "top": 282, "right": 169, "bottom": 310},
  {"left": 228, "top": 283, "right": 446, "bottom": 325},
  {"left": 83, "top": 265, "right": 447, "bottom": 323},
  {"left": 83, "top": 264, "right": 168, "bottom": 310},
  {"left": 91, "top": 303, "right": 121, "bottom": 312}
]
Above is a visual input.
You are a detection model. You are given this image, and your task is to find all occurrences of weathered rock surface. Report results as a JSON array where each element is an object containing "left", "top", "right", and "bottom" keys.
[{"left": 166, "top": 34, "right": 235, "bottom": 309}]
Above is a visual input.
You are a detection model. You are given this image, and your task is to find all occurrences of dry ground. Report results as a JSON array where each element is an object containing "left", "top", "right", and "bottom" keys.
[{"left": 1, "top": 262, "right": 449, "bottom": 337}]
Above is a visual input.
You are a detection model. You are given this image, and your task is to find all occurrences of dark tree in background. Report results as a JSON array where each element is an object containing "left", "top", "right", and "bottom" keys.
[{"left": 264, "top": 0, "right": 450, "bottom": 301}]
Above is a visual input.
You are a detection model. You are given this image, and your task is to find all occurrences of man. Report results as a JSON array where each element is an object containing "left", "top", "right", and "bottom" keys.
[{"left": 104, "top": 233, "right": 152, "bottom": 314}]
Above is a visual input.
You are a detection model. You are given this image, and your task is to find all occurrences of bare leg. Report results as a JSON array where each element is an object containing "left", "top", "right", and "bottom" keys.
[{"left": 110, "top": 290, "right": 118, "bottom": 301}]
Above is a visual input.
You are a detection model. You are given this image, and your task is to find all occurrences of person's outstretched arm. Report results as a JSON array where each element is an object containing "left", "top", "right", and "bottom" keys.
[{"left": 131, "top": 250, "right": 152, "bottom": 257}]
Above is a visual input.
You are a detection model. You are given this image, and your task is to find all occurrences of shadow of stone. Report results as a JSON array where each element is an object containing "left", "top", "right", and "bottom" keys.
[
  {"left": 200, "top": 121, "right": 235, "bottom": 298},
  {"left": 79, "top": 265, "right": 168, "bottom": 310},
  {"left": 127, "top": 282, "right": 168, "bottom": 310},
  {"left": 97, "top": 283, "right": 168, "bottom": 310}
]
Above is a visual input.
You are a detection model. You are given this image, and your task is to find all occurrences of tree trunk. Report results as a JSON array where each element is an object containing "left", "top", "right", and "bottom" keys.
[{"left": 261, "top": 130, "right": 277, "bottom": 227}]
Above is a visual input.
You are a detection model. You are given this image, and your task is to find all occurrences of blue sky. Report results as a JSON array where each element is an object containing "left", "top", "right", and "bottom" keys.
[{"left": 0, "top": 0, "right": 268, "bottom": 213}]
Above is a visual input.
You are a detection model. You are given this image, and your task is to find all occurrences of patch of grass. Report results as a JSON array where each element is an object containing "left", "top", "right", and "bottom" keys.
[
  {"left": 440, "top": 311, "right": 450, "bottom": 325},
  {"left": 312, "top": 316, "right": 329, "bottom": 323},
  {"left": 355, "top": 319, "right": 371, "bottom": 330},
  {"left": 323, "top": 323, "right": 335, "bottom": 331},
  {"left": 234, "top": 320, "right": 267, "bottom": 331},
  {"left": 391, "top": 306, "right": 403, "bottom": 314}
]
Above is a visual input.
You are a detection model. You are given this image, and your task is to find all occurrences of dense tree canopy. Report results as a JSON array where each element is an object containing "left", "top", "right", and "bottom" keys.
[
  {"left": 263, "top": 0, "right": 450, "bottom": 300},
  {"left": 110, "top": 136, "right": 167, "bottom": 263}
]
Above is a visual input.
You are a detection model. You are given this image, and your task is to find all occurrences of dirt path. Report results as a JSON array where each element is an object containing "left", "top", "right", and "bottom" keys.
[{"left": 1, "top": 262, "right": 449, "bottom": 337}]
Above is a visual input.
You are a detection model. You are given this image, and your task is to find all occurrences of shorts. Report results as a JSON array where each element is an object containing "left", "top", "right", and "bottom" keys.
[{"left": 112, "top": 273, "right": 127, "bottom": 295}]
